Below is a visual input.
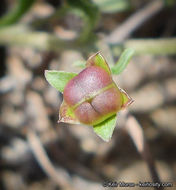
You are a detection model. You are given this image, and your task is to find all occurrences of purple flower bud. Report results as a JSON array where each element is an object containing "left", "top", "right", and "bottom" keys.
[{"left": 59, "top": 53, "right": 133, "bottom": 125}]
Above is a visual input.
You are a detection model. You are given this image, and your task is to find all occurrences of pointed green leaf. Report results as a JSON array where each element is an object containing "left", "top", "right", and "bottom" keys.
[
  {"left": 93, "top": 115, "right": 117, "bottom": 142},
  {"left": 111, "top": 48, "right": 134, "bottom": 75},
  {"left": 86, "top": 52, "right": 111, "bottom": 74},
  {"left": 45, "top": 70, "right": 77, "bottom": 93}
]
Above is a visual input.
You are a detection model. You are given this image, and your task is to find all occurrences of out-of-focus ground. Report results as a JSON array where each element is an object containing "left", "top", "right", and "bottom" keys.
[{"left": 0, "top": 0, "right": 176, "bottom": 190}]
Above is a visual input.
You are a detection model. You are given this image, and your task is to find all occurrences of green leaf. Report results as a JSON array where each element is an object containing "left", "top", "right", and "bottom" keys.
[
  {"left": 0, "top": 0, "right": 35, "bottom": 27},
  {"left": 111, "top": 48, "right": 135, "bottom": 75},
  {"left": 92, "top": 0, "right": 130, "bottom": 13},
  {"left": 45, "top": 70, "right": 77, "bottom": 93},
  {"left": 93, "top": 115, "right": 117, "bottom": 142},
  {"left": 86, "top": 52, "right": 111, "bottom": 74}
]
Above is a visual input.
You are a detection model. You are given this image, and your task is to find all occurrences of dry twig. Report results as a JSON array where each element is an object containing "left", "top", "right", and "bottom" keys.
[
  {"left": 105, "top": 0, "right": 164, "bottom": 44},
  {"left": 27, "top": 128, "right": 74, "bottom": 190},
  {"left": 123, "top": 110, "right": 164, "bottom": 190}
]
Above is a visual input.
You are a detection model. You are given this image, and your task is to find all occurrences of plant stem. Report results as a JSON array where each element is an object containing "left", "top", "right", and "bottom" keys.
[
  {"left": 0, "top": 25, "right": 176, "bottom": 56},
  {"left": 0, "top": 0, "right": 35, "bottom": 27},
  {"left": 27, "top": 128, "right": 74, "bottom": 190},
  {"left": 105, "top": 0, "right": 163, "bottom": 44},
  {"left": 125, "top": 38, "right": 176, "bottom": 55},
  {"left": 113, "top": 38, "right": 176, "bottom": 55},
  {"left": 0, "top": 25, "right": 73, "bottom": 51},
  {"left": 124, "top": 110, "right": 163, "bottom": 190}
]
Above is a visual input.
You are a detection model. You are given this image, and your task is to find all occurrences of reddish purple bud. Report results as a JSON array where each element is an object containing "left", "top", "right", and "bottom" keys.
[
  {"left": 63, "top": 66, "right": 112, "bottom": 106},
  {"left": 59, "top": 52, "right": 133, "bottom": 125}
]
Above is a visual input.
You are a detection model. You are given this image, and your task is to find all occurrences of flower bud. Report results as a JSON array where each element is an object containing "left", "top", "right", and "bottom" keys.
[{"left": 59, "top": 52, "right": 133, "bottom": 125}]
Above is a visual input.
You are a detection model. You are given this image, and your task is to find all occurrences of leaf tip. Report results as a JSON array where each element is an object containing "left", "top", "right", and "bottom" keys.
[
  {"left": 86, "top": 51, "right": 111, "bottom": 74},
  {"left": 44, "top": 70, "right": 50, "bottom": 79},
  {"left": 93, "top": 115, "right": 117, "bottom": 142},
  {"left": 86, "top": 51, "right": 100, "bottom": 66},
  {"left": 119, "top": 87, "right": 134, "bottom": 109},
  {"left": 122, "top": 97, "right": 134, "bottom": 109},
  {"left": 102, "top": 137, "right": 111, "bottom": 142},
  {"left": 57, "top": 117, "right": 65, "bottom": 124}
]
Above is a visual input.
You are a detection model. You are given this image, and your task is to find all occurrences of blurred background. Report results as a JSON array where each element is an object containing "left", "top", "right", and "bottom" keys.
[{"left": 0, "top": 0, "right": 176, "bottom": 190}]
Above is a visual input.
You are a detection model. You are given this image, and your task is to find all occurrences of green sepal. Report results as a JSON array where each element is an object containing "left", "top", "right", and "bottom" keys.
[
  {"left": 93, "top": 114, "right": 117, "bottom": 142},
  {"left": 86, "top": 52, "right": 111, "bottom": 74},
  {"left": 58, "top": 101, "right": 80, "bottom": 124},
  {"left": 45, "top": 70, "right": 77, "bottom": 93},
  {"left": 119, "top": 87, "right": 134, "bottom": 108},
  {"left": 111, "top": 48, "right": 134, "bottom": 75}
]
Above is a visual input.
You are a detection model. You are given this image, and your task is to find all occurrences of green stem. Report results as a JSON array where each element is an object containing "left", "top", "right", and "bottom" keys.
[
  {"left": 0, "top": 0, "right": 35, "bottom": 27},
  {"left": 0, "top": 25, "right": 176, "bottom": 56},
  {"left": 0, "top": 25, "right": 74, "bottom": 51},
  {"left": 125, "top": 38, "right": 176, "bottom": 55},
  {"left": 66, "top": 0, "right": 99, "bottom": 43},
  {"left": 113, "top": 38, "right": 176, "bottom": 55}
]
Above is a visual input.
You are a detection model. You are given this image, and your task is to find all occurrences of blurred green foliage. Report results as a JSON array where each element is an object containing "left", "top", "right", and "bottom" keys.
[
  {"left": 0, "top": 0, "right": 35, "bottom": 27},
  {"left": 0, "top": 0, "right": 176, "bottom": 55},
  {"left": 66, "top": 0, "right": 99, "bottom": 43},
  {"left": 92, "top": 0, "right": 131, "bottom": 13}
]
